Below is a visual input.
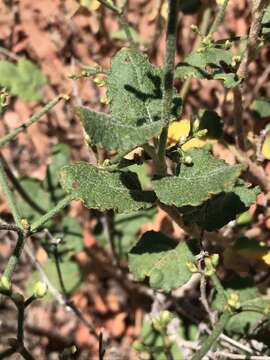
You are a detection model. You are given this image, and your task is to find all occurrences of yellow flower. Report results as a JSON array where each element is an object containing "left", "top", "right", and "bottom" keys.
[{"left": 167, "top": 119, "right": 216, "bottom": 150}]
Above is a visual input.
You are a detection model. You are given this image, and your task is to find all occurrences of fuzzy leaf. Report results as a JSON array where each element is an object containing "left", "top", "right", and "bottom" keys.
[
  {"left": 76, "top": 108, "right": 166, "bottom": 152},
  {"left": 106, "top": 48, "right": 180, "bottom": 132},
  {"left": 77, "top": 49, "right": 181, "bottom": 152},
  {"left": 181, "top": 181, "right": 260, "bottom": 231},
  {"left": 212, "top": 276, "right": 269, "bottom": 336},
  {"left": 175, "top": 46, "right": 238, "bottom": 88},
  {"left": 59, "top": 162, "right": 155, "bottom": 213},
  {"left": 153, "top": 148, "right": 244, "bottom": 207},
  {"left": 262, "top": 5, "right": 270, "bottom": 38},
  {"left": 128, "top": 231, "right": 197, "bottom": 292}
]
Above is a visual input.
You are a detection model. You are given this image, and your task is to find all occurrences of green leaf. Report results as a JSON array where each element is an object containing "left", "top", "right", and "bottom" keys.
[
  {"left": 107, "top": 49, "right": 168, "bottom": 123},
  {"left": 0, "top": 59, "right": 47, "bottom": 101},
  {"left": 76, "top": 107, "right": 167, "bottom": 152},
  {"left": 213, "top": 72, "right": 241, "bottom": 88},
  {"left": 251, "top": 98, "right": 270, "bottom": 118},
  {"left": 181, "top": 181, "right": 260, "bottom": 231},
  {"left": 262, "top": 5, "right": 270, "bottom": 38},
  {"left": 26, "top": 259, "right": 82, "bottom": 301},
  {"left": 96, "top": 208, "right": 157, "bottom": 258},
  {"left": 78, "top": 49, "right": 181, "bottom": 153},
  {"left": 212, "top": 276, "right": 269, "bottom": 336},
  {"left": 128, "top": 231, "right": 197, "bottom": 292},
  {"left": 175, "top": 46, "right": 238, "bottom": 88},
  {"left": 59, "top": 162, "right": 155, "bottom": 213},
  {"left": 153, "top": 148, "right": 244, "bottom": 208}
]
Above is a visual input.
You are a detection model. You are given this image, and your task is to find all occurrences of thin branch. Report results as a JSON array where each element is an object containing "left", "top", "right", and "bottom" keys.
[
  {"left": 219, "top": 334, "right": 253, "bottom": 354},
  {"left": 228, "top": 144, "right": 270, "bottom": 192},
  {"left": 180, "top": 6, "right": 212, "bottom": 100},
  {"left": 24, "top": 242, "right": 65, "bottom": 305},
  {"left": 0, "top": 95, "right": 67, "bottom": 148},
  {"left": 233, "top": 0, "right": 268, "bottom": 151},
  {"left": 19, "top": 348, "right": 35, "bottom": 360},
  {"left": 210, "top": 272, "right": 227, "bottom": 307},
  {"left": 30, "top": 194, "right": 74, "bottom": 233},
  {"left": 0, "top": 156, "right": 22, "bottom": 228},
  {"left": 0, "top": 154, "right": 46, "bottom": 214},
  {"left": 215, "top": 352, "right": 270, "bottom": 360},
  {"left": 157, "top": 0, "right": 178, "bottom": 174},
  {"left": 0, "top": 46, "right": 19, "bottom": 61},
  {"left": 97, "top": 0, "right": 135, "bottom": 48},
  {"left": 191, "top": 311, "right": 232, "bottom": 360},
  {"left": 208, "top": 0, "right": 230, "bottom": 35},
  {"left": 199, "top": 270, "right": 216, "bottom": 327},
  {"left": 101, "top": 211, "right": 119, "bottom": 267},
  {"left": 0, "top": 348, "right": 16, "bottom": 359},
  {"left": 1, "top": 224, "right": 25, "bottom": 281},
  {"left": 97, "top": 0, "right": 122, "bottom": 14}
]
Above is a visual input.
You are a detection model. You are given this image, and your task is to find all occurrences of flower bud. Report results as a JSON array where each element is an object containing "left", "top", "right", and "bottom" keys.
[
  {"left": 33, "top": 281, "right": 48, "bottom": 299},
  {"left": 227, "top": 292, "right": 241, "bottom": 310},
  {"left": 183, "top": 156, "right": 193, "bottom": 165},
  {"left": 0, "top": 276, "right": 11, "bottom": 292},
  {"left": 190, "top": 24, "right": 199, "bottom": 33},
  {"left": 133, "top": 340, "right": 145, "bottom": 352},
  {"left": 210, "top": 253, "right": 219, "bottom": 267},
  {"left": 186, "top": 261, "right": 199, "bottom": 273}
]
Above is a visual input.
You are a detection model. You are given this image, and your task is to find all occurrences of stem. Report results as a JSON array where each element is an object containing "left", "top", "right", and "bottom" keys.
[
  {"left": 191, "top": 311, "right": 231, "bottom": 360},
  {"left": 30, "top": 194, "right": 74, "bottom": 233},
  {"left": 53, "top": 245, "right": 68, "bottom": 296},
  {"left": 233, "top": 0, "right": 268, "bottom": 151},
  {"left": 233, "top": 87, "right": 246, "bottom": 150},
  {"left": 2, "top": 226, "right": 25, "bottom": 281},
  {"left": 179, "top": 6, "right": 211, "bottom": 100},
  {"left": 208, "top": 0, "right": 230, "bottom": 35},
  {"left": 0, "top": 95, "right": 65, "bottom": 148},
  {"left": 157, "top": 0, "right": 178, "bottom": 173},
  {"left": 20, "top": 348, "right": 35, "bottom": 360},
  {"left": 211, "top": 272, "right": 227, "bottom": 307},
  {"left": 97, "top": 0, "right": 122, "bottom": 14},
  {"left": 97, "top": 0, "right": 135, "bottom": 48},
  {"left": 0, "top": 348, "right": 16, "bottom": 359},
  {"left": 17, "top": 303, "right": 25, "bottom": 345},
  {"left": 0, "top": 156, "right": 22, "bottom": 228},
  {"left": 119, "top": 15, "right": 135, "bottom": 48}
]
